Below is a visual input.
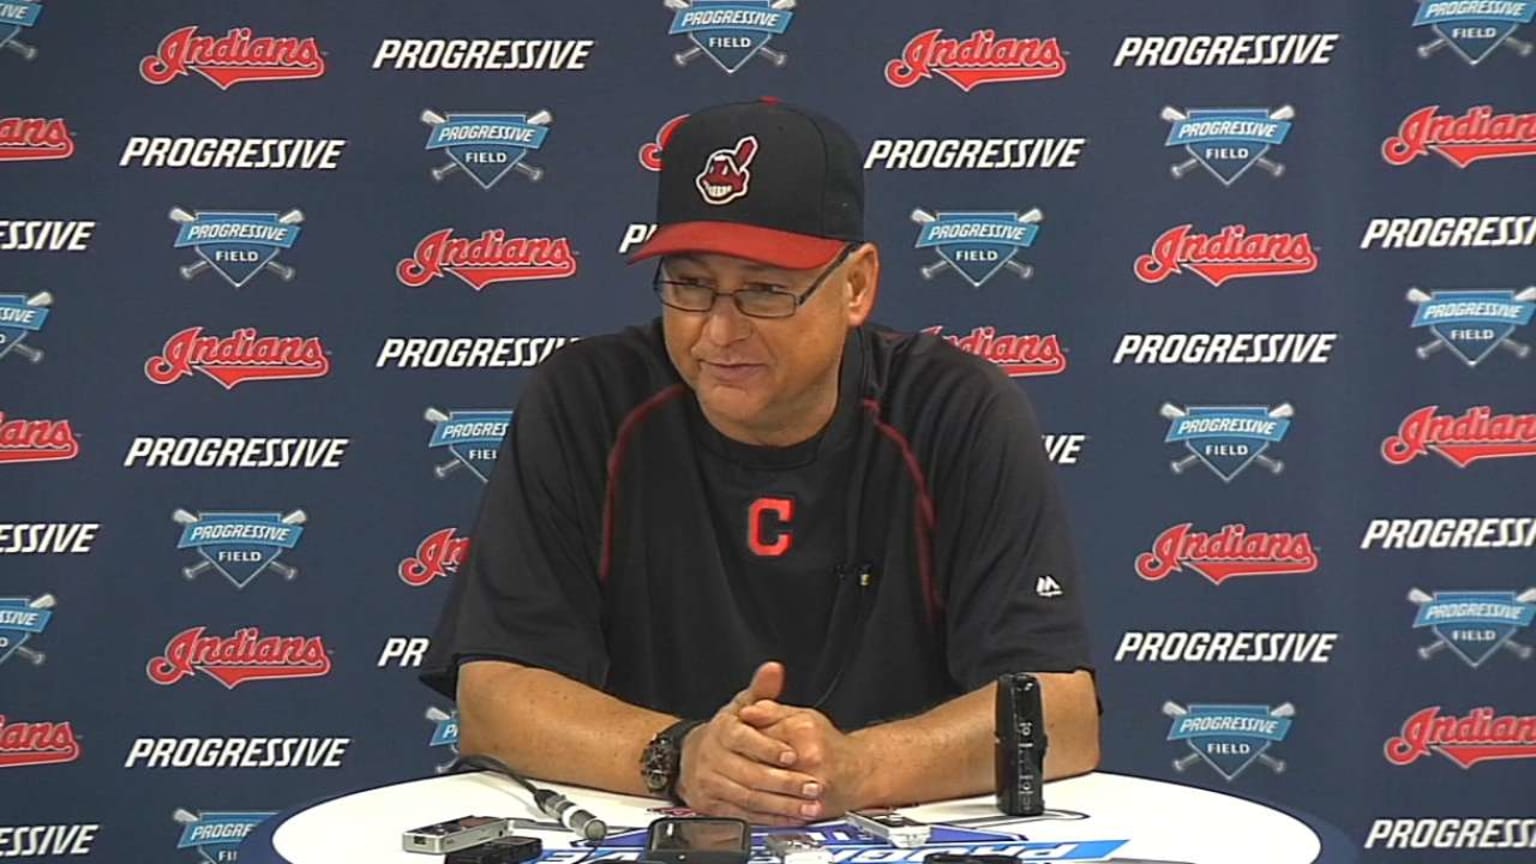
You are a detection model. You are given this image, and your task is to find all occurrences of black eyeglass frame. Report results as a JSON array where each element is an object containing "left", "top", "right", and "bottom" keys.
[{"left": 651, "top": 242, "right": 858, "bottom": 319}]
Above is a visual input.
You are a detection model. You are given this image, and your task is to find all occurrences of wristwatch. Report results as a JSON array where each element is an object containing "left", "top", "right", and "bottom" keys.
[{"left": 641, "top": 719, "right": 705, "bottom": 801}]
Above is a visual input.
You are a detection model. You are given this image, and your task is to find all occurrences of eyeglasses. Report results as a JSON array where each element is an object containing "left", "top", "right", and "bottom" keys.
[{"left": 653, "top": 244, "right": 856, "bottom": 319}]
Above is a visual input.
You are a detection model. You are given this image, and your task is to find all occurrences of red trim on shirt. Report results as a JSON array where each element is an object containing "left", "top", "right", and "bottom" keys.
[
  {"left": 863, "top": 398, "right": 940, "bottom": 627},
  {"left": 601, "top": 383, "right": 689, "bottom": 584}
]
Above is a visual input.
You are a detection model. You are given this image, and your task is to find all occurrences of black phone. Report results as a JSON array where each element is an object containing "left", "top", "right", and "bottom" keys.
[{"left": 645, "top": 817, "right": 752, "bottom": 864}]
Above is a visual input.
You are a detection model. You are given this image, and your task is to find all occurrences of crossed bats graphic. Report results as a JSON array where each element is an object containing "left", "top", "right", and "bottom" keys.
[
  {"left": 2, "top": 30, "right": 38, "bottom": 61},
  {"left": 665, "top": 0, "right": 795, "bottom": 68},
  {"left": 172, "top": 509, "right": 306, "bottom": 582},
  {"left": 1408, "top": 587, "right": 1536, "bottom": 661},
  {"left": 1407, "top": 286, "right": 1536, "bottom": 361},
  {"left": 910, "top": 208, "right": 1042, "bottom": 282},
  {"left": 0, "top": 292, "right": 52, "bottom": 364},
  {"left": 0, "top": 594, "right": 55, "bottom": 666},
  {"left": 1164, "top": 700, "right": 1293, "bottom": 774},
  {"left": 169, "top": 207, "right": 302, "bottom": 282},
  {"left": 1163, "top": 104, "right": 1292, "bottom": 180},
  {"left": 1417, "top": 19, "right": 1533, "bottom": 60},
  {"left": 1161, "top": 401, "right": 1292, "bottom": 476},
  {"left": 421, "top": 109, "right": 552, "bottom": 183}
]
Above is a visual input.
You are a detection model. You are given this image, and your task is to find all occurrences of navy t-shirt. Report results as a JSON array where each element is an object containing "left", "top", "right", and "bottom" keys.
[{"left": 421, "top": 319, "right": 1092, "bottom": 730}]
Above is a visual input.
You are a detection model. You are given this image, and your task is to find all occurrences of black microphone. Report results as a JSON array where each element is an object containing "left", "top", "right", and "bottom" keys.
[{"left": 449, "top": 754, "right": 608, "bottom": 842}]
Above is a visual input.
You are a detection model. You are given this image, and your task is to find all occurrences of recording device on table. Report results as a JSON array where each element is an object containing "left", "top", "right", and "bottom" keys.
[
  {"left": 763, "top": 832, "right": 830, "bottom": 864},
  {"left": 996, "top": 672, "right": 1047, "bottom": 816},
  {"left": 846, "top": 809, "right": 931, "bottom": 848},
  {"left": 645, "top": 817, "right": 752, "bottom": 864}
]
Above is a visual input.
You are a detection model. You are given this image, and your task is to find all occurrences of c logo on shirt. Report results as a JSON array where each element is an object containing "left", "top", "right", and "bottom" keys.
[{"left": 747, "top": 496, "right": 795, "bottom": 557}]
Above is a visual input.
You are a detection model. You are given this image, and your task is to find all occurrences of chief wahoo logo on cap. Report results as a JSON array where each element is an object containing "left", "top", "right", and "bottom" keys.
[{"left": 696, "top": 135, "right": 758, "bottom": 205}]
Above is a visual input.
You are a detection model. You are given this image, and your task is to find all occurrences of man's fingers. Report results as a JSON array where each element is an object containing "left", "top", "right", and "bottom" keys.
[
  {"left": 746, "top": 661, "right": 785, "bottom": 703},
  {"left": 740, "top": 699, "right": 798, "bottom": 727},
  {"left": 718, "top": 750, "right": 825, "bottom": 799},
  {"left": 701, "top": 765, "right": 825, "bottom": 823},
  {"left": 723, "top": 716, "right": 799, "bottom": 766}
]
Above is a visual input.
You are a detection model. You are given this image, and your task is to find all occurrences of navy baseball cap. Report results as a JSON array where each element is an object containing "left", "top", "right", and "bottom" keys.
[{"left": 628, "top": 98, "right": 864, "bottom": 270}]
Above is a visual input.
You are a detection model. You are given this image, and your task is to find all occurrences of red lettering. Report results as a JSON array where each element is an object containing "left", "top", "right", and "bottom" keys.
[{"left": 747, "top": 496, "right": 795, "bottom": 557}]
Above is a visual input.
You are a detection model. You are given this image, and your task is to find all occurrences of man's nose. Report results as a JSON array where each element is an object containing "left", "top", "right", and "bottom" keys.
[{"left": 702, "top": 292, "right": 753, "bottom": 344}]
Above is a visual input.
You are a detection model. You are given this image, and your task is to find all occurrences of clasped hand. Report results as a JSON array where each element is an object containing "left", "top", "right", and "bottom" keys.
[{"left": 673, "top": 662, "right": 870, "bottom": 825}]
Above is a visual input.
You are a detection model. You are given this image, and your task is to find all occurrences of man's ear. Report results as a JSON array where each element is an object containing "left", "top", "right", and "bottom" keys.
[{"left": 844, "top": 243, "right": 880, "bottom": 327}]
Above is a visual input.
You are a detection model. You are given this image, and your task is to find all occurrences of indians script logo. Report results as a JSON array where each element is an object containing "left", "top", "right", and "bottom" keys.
[
  {"left": 664, "top": 0, "right": 794, "bottom": 73},
  {"left": 1161, "top": 401, "right": 1293, "bottom": 482},
  {"left": 0, "top": 715, "right": 80, "bottom": 767},
  {"left": 0, "top": 1, "right": 41, "bottom": 61},
  {"left": 1381, "top": 405, "right": 1536, "bottom": 467},
  {"left": 140, "top": 26, "right": 326, "bottom": 88},
  {"left": 1385, "top": 706, "right": 1536, "bottom": 768},
  {"left": 146, "top": 328, "right": 330, "bottom": 389},
  {"left": 172, "top": 508, "right": 306, "bottom": 589},
  {"left": 885, "top": 29, "right": 1066, "bottom": 90},
  {"left": 0, "top": 593, "right": 54, "bottom": 668},
  {"left": 0, "top": 291, "right": 52, "bottom": 365},
  {"left": 425, "top": 706, "right": 459, "bottom": 772},
  {"left": 420, "top": 108, "right": 552, "bottom": 188},
  {"left": 601, "top": 821, "right": 1125, "bottom": 861},
  {"left": 400, "top": 528, "right": 470, "bottom": 587},
  {"left": 172, "top": 809, "right": 274, "bottom": 864},
  {"left": 1164, "top": 701, "right": 1295, "bottom": 780},
  {"left": 0, "top": 117, "right": 74, "bottom": 161},
  {"left": 169, "top": 207, "right": 303, "bottom": 288},
  {"left": 1408, "top": 587, "right": 1536, "bottom": 667},
  {"left": 922, "top": 326, "right": 1065, "bottom": 377},
  {"left": 0, "top": 412, "right": 78, "bottom": 464},
  {"left": 147, "top": 627, "right": 331, "bottom": 688},
  {"left": 1384, "top": 106, "right": 1536, "bottom": 168},
  {"left": 640, "top": 114, "right": 690, "bottom": 171},
  {"left": 1134, "top": 225, "right": 1318, "bottom": 287},
  {"left": 696, "top": 136, "right": 757, "bottom": 205},
  {"left": 1163, "top": 104, "right": 1294, "bottom": 185},
  {"left": 1136, "top": 524, "right": 1318, "bottom": 585},
  {"left": 1406, "top": 286, "right": 1535, "bottom": 365},
  {"left": 424, "top": 407, "right": 511, "bottom": 483},
  {"left": 396, "top": 229, "right": 577, "bottom": 289},
  {"left": 1414, "top": 0, "right": 1534, "bottom": 64},
  {"left": 912, "top": 207, "right": 1041, "bottom": 287}
]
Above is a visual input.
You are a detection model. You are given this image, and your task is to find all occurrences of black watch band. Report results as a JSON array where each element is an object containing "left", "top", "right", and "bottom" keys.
[{"left": 642, "top": 718, "right": 705, "bottom": 802}]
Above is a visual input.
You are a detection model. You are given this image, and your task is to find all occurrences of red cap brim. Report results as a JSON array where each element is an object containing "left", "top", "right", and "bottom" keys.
[{"left": 627, "top": 221, "right": 847, "bottom": 270}]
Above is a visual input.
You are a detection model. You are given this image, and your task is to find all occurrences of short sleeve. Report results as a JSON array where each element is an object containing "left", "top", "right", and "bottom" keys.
[
  {"left": 418, "top": 361, "right": 609, "bottom": 699},
  {"left": 932, "top": 382, "right": 1094, "bottom": 691}
]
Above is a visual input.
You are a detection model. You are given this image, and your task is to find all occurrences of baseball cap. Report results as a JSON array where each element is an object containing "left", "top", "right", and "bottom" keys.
[{"left": 627, "top": 98, "right": 864, "bottom": 270}]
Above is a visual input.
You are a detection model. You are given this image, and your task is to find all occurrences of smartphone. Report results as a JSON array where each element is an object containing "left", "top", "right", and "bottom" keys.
[
  {"left": 401, "top": 815, "right": 510, "bottom": 854},
  {"left": 645, "top": 816, "right": 752, "bottom": 864}
]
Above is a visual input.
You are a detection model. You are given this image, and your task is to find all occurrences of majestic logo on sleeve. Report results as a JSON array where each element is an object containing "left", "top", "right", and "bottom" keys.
[
  {"left": 1136, "top": 524, "right": 1318, "bottom": 584},
  {"left": 1385, "top": 706, "right": 1536, "bottom": 767},
  {"left": 1164, "top": 701, "right": 1294, "bottom": 780},
  {"left": 885, "top": 29, "right": 1067, "bottom": 90},
  {"left": 639, "top": 114, "right": 690, "bottom": 171},
  {"left": 424, "top": 407, "right": 511, "bottom": 483},
  {"left": 146, "top": 327, "right": 330, "bottom": 389},
  {"left": 1406, "top": 286, "right": 1535, "bottom": 365},
  {"left": 1381, "top": 405, "right": 1536, "bottom": 467},
  {"left": 0, "top": 0, "right": 41, "bottom": 61},
  {"left": 425, "top": 706, "right": 459, "bottom": 772},
  {"left": 0, "top": 715, "right": 80, "bottom": 767},
  {"left": 1163, "top": 104, "right": 1294, "bottom": 185},
  {"left": 397, "top": 229, "right": 577, "bottom": 289},
  {"left": 172, "top": 508, "right": 306, "bottom": 589},
  {"left": 1408, "top": 587, "right": 1536, "bottom": 667},
  {"left": 173, "top": 809, "right": 274, "bottom": 864},
  {"left": 169, "top": 207, "right": 303, "bottom": 288},
  {"left": 0, "top": 291, "right": 52, "bottom": 365},
  {"left": 147, "top": 627, "right": 331, "bottom": 688},
  {"left": 420, "top": 108, "right": 552, "bottom": 188},
  {"left": 0, "top": 117, "right": 74, "bottom": 161},
  {"left": 140, "top": 26, "right": 326, "bottom": 88},
  {"left": 0, "top": 593, "right": 54, "bottom": 668},
  {"left": 911, "top": 207, "right": 1041, "bottom": 287},
  {"left": 1414, "top": 0, "right": 1534, "bottom": 64},
  {"left": 665, "top": 0, "right": 794, "bottom": 73},
  {"left": 1162, "top": 401, "right": 1293, "bottom": 482},
  {"left": 696, "top": 136, "right": 757, "bottom": 205},
  {"left": 399, "top": 528, "right": 470, "bottom": 586},
  {"left": 922, "top": 326, "right": 1066, "bottom": 377},
  {"left": 1134, "top": 224, "right": 1318, "bottom": 286},
  {"left": 0, "top": 413, "right": 78, "bottom": 464},
  {"left": 1383, "top": 106, "right": 1536, "bottom": 168}
]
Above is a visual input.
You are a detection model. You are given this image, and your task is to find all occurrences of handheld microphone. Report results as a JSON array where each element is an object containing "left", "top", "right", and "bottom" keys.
[{"left": 449, "top": 754, "right": 609, "bottom": 842}]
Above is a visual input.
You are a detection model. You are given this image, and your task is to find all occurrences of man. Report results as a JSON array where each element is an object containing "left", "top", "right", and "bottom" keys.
[{"left": 421, "top": 99, "right": 1098, "bottom": 826}]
